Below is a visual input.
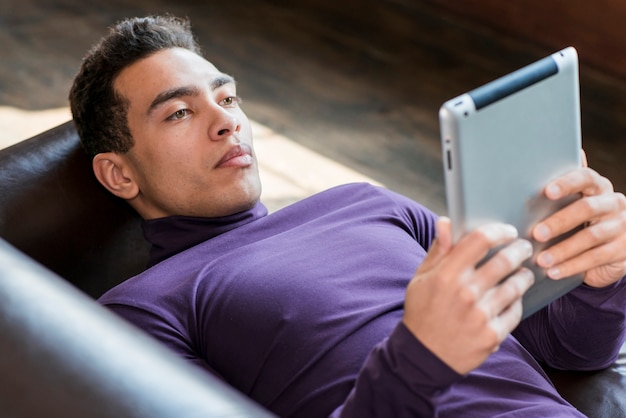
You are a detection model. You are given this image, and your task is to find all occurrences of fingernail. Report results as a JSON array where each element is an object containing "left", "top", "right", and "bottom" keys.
[
  {"left": 537, "top": 251, "right": 553, "bottom": 267},
  {"left": 504, "top": 224, "right": 518, "bottom": 238},
  {"left": 508, "top": 241, "right": 533, "bottom": 264},
  {"left": 535, "top": 224, "right": 551, "bottom": 242},
  {"left": 519, "top": 240, "right": 533, "bottom": 258},
  {"left": 523, "top": 269, "right": 536, "bottom": 288},
  {"left": 517, "top": 239, "right": 533, "bottom": 260},
  {"left": 548, "top": 267, "right": 561, "bottom": 279},
  {"left": 546, "top": 183, "right": 561, "bottom": 198},
  {"left": 514, "top": 269, "right": 535, "bottom": 292}
]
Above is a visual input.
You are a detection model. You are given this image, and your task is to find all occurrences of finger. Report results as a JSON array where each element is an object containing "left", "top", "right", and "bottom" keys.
[
  {"left": 544, "top": 167, "right": 613, "bottom": 202},
  {"left": 542, "top": 231, "right": 626, "bottom": 280},
  {"left": 480, "top": 269, "right": 534, "bottom": 339},
  {"left": 473, "top": 239, "right": 533, "bottom": 295},
  {"left": 448, "top": 223, "right": 519, "bottom": 274},
  {"left": 436, "top": 217, "right": 453, "bottom": 251},
  {"left": 534, "top": 192, "right": 626, "bottom": 243},
  {"left": 491, "top": 299, "right": 524, "bottom": 345},
  {"left": 418, "top": 217, "right": 453, "bottom": 271},
  {"left": 581, "top": 149, "right": 588, "bottom": 168},
  {"left": 537, "top": 214, "right": 626, "bottom": 270}
]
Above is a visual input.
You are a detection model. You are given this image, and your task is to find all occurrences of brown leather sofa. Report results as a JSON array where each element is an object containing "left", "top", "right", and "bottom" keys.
[
  {"left": 0, "top": 121, "right": 274, "bottom": 417},
  {"left": 0, "top": 121, "right": 624, "bottom": 417}
]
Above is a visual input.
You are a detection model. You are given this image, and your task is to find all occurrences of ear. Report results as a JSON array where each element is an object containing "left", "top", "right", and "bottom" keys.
[{"left": 92, "top": 153, "right": 139, "bottom": 200}]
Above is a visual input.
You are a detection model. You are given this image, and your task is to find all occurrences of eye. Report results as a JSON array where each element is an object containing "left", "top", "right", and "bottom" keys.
[
  {"left": 219, "top": 96, "right": 242, "bottom": 107},
  {"left": 167, "top": 108, "right": 191, "bottom": 121}
]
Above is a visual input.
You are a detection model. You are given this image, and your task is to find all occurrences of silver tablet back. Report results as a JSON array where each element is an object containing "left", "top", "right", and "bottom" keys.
[{"left": 439, "top": 47, "right": 583, "bottom": 319}]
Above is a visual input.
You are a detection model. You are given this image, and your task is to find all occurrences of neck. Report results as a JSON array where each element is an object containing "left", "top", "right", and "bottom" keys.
[{"left": 142, "top": 201, "right": 268, "bottom": 267}]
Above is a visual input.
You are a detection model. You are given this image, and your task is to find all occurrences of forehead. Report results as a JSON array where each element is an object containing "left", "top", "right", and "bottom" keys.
[{"left": 114, "top": 47, "right": 226, "bottom": 110}]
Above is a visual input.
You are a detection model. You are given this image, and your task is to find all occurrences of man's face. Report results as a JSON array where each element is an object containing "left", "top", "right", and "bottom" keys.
[{"left": 113, "top": 47, "right": 262, "bottom": 219}]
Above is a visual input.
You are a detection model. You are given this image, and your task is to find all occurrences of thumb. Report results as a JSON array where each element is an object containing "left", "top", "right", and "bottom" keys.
[{"left": 419, "top": 217, "right": 453, "bottom": 271}]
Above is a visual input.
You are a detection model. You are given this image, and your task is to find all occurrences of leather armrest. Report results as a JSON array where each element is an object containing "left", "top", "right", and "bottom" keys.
[
  {"left": 545, "top": 344, "right": 626, "bottom": 417},
  {"left": 0, "top": 121, "right": 149, "bottom": 297},
  {"left": 0, "top": 237, "right": 275, "bottom": 417}
]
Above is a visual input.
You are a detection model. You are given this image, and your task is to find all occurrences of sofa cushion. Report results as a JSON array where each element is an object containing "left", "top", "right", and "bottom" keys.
[{"left": 0, "top": 121, "right": 149, "bottom": 298}]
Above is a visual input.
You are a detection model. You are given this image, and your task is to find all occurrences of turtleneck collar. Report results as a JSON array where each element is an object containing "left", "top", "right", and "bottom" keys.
[{"left": 142, "top": 201, "right": 268, "bottom": 268}]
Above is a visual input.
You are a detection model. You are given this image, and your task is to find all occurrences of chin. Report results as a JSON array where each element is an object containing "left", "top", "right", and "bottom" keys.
[
  {"left": 236, "top": 195, "right": 260, "bottom": 211},
  {"left": 222, "top": 185, "right": 262, "bottom": 216}
]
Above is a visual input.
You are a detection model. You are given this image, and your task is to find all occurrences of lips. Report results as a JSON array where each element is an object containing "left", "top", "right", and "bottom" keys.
[{"left": 215, "top": 143, "right": 254, "bottom": 168}]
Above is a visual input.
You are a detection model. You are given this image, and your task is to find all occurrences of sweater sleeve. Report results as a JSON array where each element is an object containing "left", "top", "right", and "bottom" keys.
[
  {"left": 329, "top": 322, "right": 462, "bottom": 418},
  {"left": 513, "top": 276, "right": 626, "bottom": 371},
  {"left": 104, "top": 303, "right": 227, "bottom": 379},
  {"left": 376, "top": 186, "right": 439, "bottom": 251}
]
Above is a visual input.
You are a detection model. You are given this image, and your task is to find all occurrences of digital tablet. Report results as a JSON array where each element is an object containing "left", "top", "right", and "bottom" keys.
[{"left": 439, "top": 46, "right": 584, "bottom": 319}]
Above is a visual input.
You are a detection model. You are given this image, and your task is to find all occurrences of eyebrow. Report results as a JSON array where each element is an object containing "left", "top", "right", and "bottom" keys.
[
  {"left": 147, "top": 75, "right": 236, "bottom": 116},
  {"left": 211, "top": 74, "right": 236, "bottom": 90}
]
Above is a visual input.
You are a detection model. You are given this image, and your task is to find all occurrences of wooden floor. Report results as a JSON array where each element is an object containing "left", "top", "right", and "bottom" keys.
[{"left": 2, "top": 0, "right": 626, "bottom": 215}]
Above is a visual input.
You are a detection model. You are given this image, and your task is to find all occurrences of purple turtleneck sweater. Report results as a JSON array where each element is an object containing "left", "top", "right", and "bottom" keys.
[{"left": 99, "top": 183, "right": 626, "bottom": 417}]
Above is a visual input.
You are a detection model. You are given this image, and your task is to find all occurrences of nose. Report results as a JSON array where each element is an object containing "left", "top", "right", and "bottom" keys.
[{"left": 209, "top": 109, "right": 241, "bottom": 141}]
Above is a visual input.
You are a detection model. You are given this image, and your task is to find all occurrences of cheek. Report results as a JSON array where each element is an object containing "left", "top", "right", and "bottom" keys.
[
  {"left": 133, "top": 145, "right": 193, "bottom": 194},
  {"left": 145, "top": 130, "right": 202, "bottom": 169}
]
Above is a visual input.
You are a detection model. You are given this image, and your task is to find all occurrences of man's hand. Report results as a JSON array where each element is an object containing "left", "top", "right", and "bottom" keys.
[
  {"left": 532, "top": 163, "right": 626, "bottom": 288},
  {"left": 403, "top": 218, "right": 534, "bottom": 375}
]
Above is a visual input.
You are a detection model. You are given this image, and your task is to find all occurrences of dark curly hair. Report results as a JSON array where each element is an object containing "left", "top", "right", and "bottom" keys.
[{"left": 69, "top": 15, "right": 201, "bottom": 158}]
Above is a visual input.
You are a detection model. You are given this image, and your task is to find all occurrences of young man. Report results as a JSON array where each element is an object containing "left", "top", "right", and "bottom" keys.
[{"left": 70, "top": 15, "right": 626, "bottom": 417}]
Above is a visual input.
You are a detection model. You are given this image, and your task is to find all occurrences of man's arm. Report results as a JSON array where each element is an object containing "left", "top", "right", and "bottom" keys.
[
  {"left": 330, "top": 323, "right": 462, "bottom": 417},
  {"left": 402, "top": 218, "right": 534, "bottom": 375},
  {"left": 328, "top": 160, "right": 626, "bottom": 415},
  {"left": 514, "top": 278, "right": 626, "bottom": 371},
  {"left": 105, "top": 303, "right": 227, "bottom": 379},
  {"left": 330, "top": 218, "right": 535, "bottom": 416}
]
